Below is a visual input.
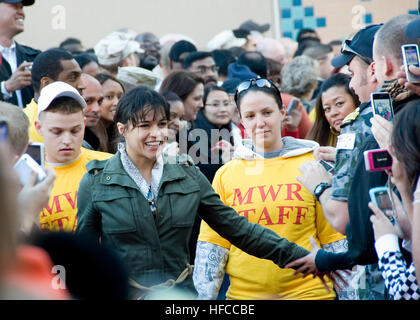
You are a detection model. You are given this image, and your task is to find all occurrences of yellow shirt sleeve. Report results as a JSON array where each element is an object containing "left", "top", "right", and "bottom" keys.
[{"left": 23, "top": 100, "right": 44, "bottom": 143}]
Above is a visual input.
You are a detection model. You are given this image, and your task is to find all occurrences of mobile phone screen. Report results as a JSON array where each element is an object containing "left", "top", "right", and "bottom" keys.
[
  {"left": 372, "top": 97, "right": 393, "bottom": 121},
  {"left": 319, "top": 160, "right": 334, "bottom": 172},
  {"left": 372, "top": 150, "right": 393, "bottom": 169},
  {"left": 375, "top": 191, "right": 392, "bottom": 211},
  {"left": 26, "top": 145, "right": 43, "bottom": 166},
  {"left": 405, "top": 46, "right": 420, "bottom": 67}
]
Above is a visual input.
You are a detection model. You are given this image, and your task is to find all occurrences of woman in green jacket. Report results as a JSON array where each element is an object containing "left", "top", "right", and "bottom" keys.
[{"left": 76, "top": 86, "right": 335, "bottom": 299}]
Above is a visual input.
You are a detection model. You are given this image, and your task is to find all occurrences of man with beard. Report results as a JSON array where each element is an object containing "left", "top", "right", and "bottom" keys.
[
  {"left": 182, "top": 51, "right": 219, "bottom": 87},
  {"left": 135, "top": 32, "right": 161, "bottom": 71}
]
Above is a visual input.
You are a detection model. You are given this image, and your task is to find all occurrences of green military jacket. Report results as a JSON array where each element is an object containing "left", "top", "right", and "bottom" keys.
[{"left": 76, "top": 152, "right": 309, "bottom": 292}]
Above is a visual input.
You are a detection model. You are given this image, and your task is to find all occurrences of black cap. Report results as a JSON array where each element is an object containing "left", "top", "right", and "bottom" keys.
[
  {"left": 0, "top": 0, "right": 35, "bottom": 6},
  {"left": 406, "top": 18, "right": 420, "bottom": 39},
  {"left": 331, "top": 24, "right": 382, "bottom": 68},
  {"left": 239, "top": 20, "right": 270, "bottom": 33},
  {"left": 169, "top": 40, "right": 197, "bottom": 63}
]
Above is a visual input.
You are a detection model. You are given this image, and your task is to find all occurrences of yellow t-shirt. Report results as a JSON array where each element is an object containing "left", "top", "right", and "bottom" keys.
[
  {"left": 198, "top": 152, "right": 345, "bottom": 300},
  {"left": 23, "top": 99, "right": 43, "bottom": 143},
  {"left": 39, "top": 147, "right": 112, "bottom": 232}
]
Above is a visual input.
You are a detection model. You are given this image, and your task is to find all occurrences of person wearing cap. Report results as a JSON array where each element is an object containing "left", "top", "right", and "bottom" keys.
[
  {"left": 287, "top": 24, "right": 389, "bottom": 299},
  {"left": 287, "top": 20, "right": 420, "bottom": 299},
  {"left": 168, "top": 40, "right": 197, "bottom": 71},
  {"left": 182, "top": 51, "right": 219, "bottom": 88},
  {"left": 0, "top": 0, "right": 40, "bottom": 108},
  {"left": 239, "top": 19, "right": 270, "bottom": 34},
  {"left": 94, "top": 31, "right": 142, "bottom": 77},
  {"left": 33, "top": 82, "right": 111, "bottom": 232},
  {"left": 237, "top": 20, "right": 269, "bottom": 52},
  {"left": 23, "top": 48, "right": 86, "bottom": 144}
]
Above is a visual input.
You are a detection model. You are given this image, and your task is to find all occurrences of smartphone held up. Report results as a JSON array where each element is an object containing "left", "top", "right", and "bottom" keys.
[
  {"left": 401, "top": 44, "right": 420, "bottom": 83},
  {"left": 370, "top": 92, "right": 394, "bottom": 121},
  {"left": 13, "top": 143, "right": 46, "bottom": 186}
]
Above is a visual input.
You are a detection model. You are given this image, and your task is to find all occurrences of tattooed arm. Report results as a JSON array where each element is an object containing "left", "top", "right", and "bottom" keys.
[{"left": 193, "top": 241, "right": 229, "bottom": 300}]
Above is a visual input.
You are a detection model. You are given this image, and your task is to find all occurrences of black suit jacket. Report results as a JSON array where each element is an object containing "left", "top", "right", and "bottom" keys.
[{"left": 0, "top": 42, "right": 41, "bottom": 107}]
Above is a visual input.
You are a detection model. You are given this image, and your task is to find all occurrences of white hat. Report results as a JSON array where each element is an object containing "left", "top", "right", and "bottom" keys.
[
  {"left": 207, "top": 30, "right": 246, "bottom": 51},
  {"left": 37, "top": 82, "right": 87, "bottom": 119},
  {"left": 117, "top": 66, "right": 158, "bottom": 90},
  {"left": 95, "top": 31, "right": 143, "bottom": 66}
]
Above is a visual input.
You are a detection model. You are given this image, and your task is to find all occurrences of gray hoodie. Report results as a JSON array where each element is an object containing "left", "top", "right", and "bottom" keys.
[{"left": 232, "top": 136, "right": 319, "bottom": 161}]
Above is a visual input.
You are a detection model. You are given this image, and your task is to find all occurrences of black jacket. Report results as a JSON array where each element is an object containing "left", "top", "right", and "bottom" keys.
[{"left": 0, "top": 42, "right": 40, "bottom": 107}]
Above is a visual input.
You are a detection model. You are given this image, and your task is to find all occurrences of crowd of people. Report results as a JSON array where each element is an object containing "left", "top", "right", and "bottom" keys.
[{"left": 0, "top": 0, "right": 420, "bottom": 301}]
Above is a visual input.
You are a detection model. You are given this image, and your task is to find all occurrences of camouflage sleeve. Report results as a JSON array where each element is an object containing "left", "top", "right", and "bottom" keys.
[{"left": 331, "top": 111, "right": 373, "bottom": 201}]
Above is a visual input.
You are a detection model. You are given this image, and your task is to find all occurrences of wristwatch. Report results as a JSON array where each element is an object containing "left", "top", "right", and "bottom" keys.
[{"left": 314, "top": 182, "right": 332, "bottom": 201}]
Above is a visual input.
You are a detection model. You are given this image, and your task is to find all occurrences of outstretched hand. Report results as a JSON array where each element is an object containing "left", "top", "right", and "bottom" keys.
[{"left": 285, "top": 237, "right": 349, "bottom": 292}]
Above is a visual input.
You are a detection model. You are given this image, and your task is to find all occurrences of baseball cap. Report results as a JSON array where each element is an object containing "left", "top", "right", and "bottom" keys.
[
  {"left": 239, "top": 20, "right": 270, "bottom": 33},
  {"left": 331, "top": 24, "right": 382, "bottom": 68},
  {"left": 94, "top": 32, "right": 143, "bottom": 66},
  {"left": 37, "top": 82, "right": 87, "bottom": 119},
  {"left": 227, "top": 62, "right": 258, "bottom": 81},
  {"left": 406, "top": 18, "right": 420, "bottom": 39},
  {"left": 169, "top": 40, "right": 197, "bottom": 63},
  {"left": 0, "top": 0, "right": 35, "bottom": 6}
]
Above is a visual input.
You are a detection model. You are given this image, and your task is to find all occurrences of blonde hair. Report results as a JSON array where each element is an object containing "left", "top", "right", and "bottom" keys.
[{"left": 0, "top": 102, "right": 29, "bottom": 157}]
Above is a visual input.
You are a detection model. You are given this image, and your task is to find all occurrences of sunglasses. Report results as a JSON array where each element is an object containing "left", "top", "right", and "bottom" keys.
[
  {"left": 341, "top": 39, "right": 373, "bottom": 65},
  {"left": 234, "top": 78, "right": 281, "bottom": 104}
]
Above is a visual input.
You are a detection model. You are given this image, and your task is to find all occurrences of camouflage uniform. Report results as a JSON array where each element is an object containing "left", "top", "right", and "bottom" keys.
[{"left": 331, "top": 102, "right": 373, "bottom": 201}]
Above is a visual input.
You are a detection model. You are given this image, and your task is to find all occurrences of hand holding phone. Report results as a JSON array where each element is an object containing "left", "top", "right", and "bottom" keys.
[
  {"left": 286, "top": 98, "right": 299, "bottom": 116},
  {"left": 364, "top": 149, "right": 393, "bottom": 172},
  {"left": 401, "top": 44, "right": 420, "bottom": 83},
  {"left": 371, "top": 92, "right": 394, "bottom": 121},
  {"left": 318, "top": 159, "right": 334, "bottom": 173},
  {"left": 14, "top": 154, "right": 47, "bottom": 186},
  {"left": 25, "top": 143, "right": 45, "bottom": 167},
  {"left": 369, "top": 187, "right": 396, "bottom": 225}
]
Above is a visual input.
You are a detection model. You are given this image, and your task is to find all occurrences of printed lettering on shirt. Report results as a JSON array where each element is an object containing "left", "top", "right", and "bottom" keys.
[
  {"left": 232, "top": 184, "right": 310, "bottom": 226},
  {"left": 40, "top": 191, "right": 78, "bottom": 231}
]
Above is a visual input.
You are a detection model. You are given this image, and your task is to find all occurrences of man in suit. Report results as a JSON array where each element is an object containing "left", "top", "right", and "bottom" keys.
[{"left": 0, "top": 0, "right": 40, "bottom": 108}]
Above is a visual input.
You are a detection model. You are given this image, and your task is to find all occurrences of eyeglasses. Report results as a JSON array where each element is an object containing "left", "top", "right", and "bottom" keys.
[
  {"left": 191, "top": 65, "right": 219, "bottom": 75},
  {"left": 234, "top": 78, "right": 281, "bottom": 104},
  {"left": 205, "top": 102, "right": 231, "bottom": 108},
  {"left": 341, "top": 39, "right": 373, "bottom": 65}
]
